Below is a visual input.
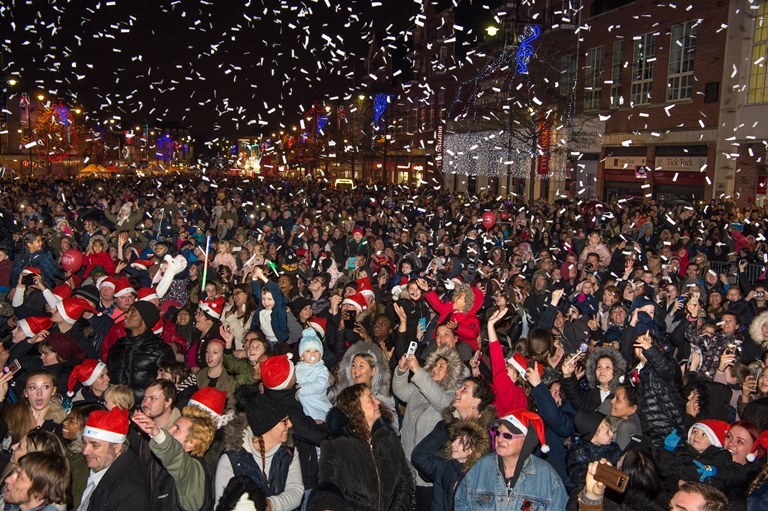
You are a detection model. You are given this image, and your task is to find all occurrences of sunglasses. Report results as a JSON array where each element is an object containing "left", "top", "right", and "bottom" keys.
[{"left": 491, "top": 428, "right": 524, "bottom": 440}]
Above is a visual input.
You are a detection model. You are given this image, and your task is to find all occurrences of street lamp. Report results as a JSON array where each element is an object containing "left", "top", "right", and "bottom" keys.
[
  {"left": 36, "top": 94, "right": 45, "bottom": 101},
  {"left": 7, "top": 79, "right": 17, "bottom": 86},
  {"left": 485, "top": 25, "right": 500, "bottom": 36}
]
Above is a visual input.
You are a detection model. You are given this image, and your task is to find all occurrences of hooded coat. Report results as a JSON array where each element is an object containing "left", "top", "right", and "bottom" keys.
[
  {"left": 318, "top": 407, "right": 413, "bottom": 511},
  {"left": 392, "top": 346, "right": 465, "bottom": 485},
  {"left": 562, "top": 346, "right": 627, "bottom": 413},
  {"left": 327, "top": 341, "right": 399, "bottom": 429},
  {"left": 423, "top": 285, "right": 484, "bottom": 351}
]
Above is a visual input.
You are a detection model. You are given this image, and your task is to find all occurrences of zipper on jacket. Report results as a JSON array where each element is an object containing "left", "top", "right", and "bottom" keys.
[{"left": 368, "top": 440, "right": 381, "bottom": 511}]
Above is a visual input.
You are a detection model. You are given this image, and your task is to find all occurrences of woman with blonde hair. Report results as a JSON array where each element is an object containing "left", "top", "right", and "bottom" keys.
[{"left": 2, "top": 369, "right": 66, "bottom": 445}]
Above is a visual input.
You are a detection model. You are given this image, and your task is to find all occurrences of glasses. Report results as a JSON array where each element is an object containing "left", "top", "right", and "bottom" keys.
[{"left": 491, "top": 428, "right": 524, "bottom": 440}]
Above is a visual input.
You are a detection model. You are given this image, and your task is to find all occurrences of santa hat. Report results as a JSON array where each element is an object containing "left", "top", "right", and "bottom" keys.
[
  {"left": 130, "top": 260, "right": 153, "bottom": 271},
  {"left": 260, "top": 354, "right": 295, "bottom": 390},
  {"left": 21, "top": 267, "right": 42, "bottom": 277},
  {"left": 52, "top": 284, "right": 72, "bottom": 301},
  {"left": 689, "top": 420, "right": 730, "bottom": 448},
  {"left": 113, "top": 277, "right": 136, "bottom": 297},
  {"left": 17, "top": 316, "right": 53, "bottom": 338},
  {"left": 97, "top": 276, "right": 116, "bottom": 290},
  {"left": 187, "top": 387, "right": 234, "bottom": 428},
  {"left": 307, "top": 316, "right": 327, "bottom": 338},
  {"left": 199, "top": 296, "right": 225, "bottom": 319},
  {"left": 352, "top": 227, "right": 363, "bottom": 236},
  {"left": 137, "top": 287, "right": 160, "bottom": 302},
  {"left": 356, "top": 277, "right": 375, "bottom": 299},
  {"left": 506, "top": 353, "right": 543, "bottom": 382},
  {"left": 67, "top": 359, "right": 107, "bottom": 396},
  {"left": 496, "top": 410, "right": 549, "bottom": 453},
  {"left": 56, "top": 297, "right": 96, "bottom": 325},
  {"left": 152, "top": 318, "right": 164, "bottom": 335},
  {"left": 342, "top": 293, "right": 368, "bottom": 312},
  {"left": 747, "top": 430, "right": 768, "bottom": 462},
  {"left": 84, "top": 407, "right": 129, "bottom": 444}
]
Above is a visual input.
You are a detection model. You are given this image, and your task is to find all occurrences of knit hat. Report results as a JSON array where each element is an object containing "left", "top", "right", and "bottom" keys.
[
  {"left": 571, "top": 293, "right": 598, "bottom": 318},
  {"left": 495, "top": 410, "right": 549, "bottom": 453},
  {"left": 73, "top": 285, "right": 100, "bottom": 306},
  {"left": 506, "top": 353, "right": 543, "bottom": 382},
  {"left": 113, "top": 277, "right": 136, "bottom": 298},
  {"left": 84, "top": 407, "right": 129, "bottom": 444},
  {"left": 132, "top": 302, "right": 160, "bottom": 331},
  {"left": 342, "top": 293, "right": 368, "bottom": 312},
  {"left": 307, "top": 316, "right": 327, "bottom": 338},
  {"left": 352, "top": 227, "right": 363, "bottom": 236},
  {"left": 245, "top": 393, "right": 291, "bottom": 437},
  {"left": 575, "top": 410, "right": 608, "bottom": 443},
  {"left": 199, "top": 296, "right": 225, "bottom": 319},
  {"left": 356, "top": 277, "right": 375, "bottom": 299},
  {"left": 689, "top": 420, "right": 730, "bottom": 448},
  {"left": 137, "top": 287, "right": 160, "bottom": 302},
  {"left": 289, "top": 297, "right": 312, "bottom": 317},
  {"left": 260, "top": 354, "right": 295, "bottom": 390},
  {"left": 56, "top": 297, "right": 96, "bottom": 325},
  {"left": 45, "top": 331, "right": 87, "bottom": 364},
  {"left": 17, "top": 316, "right": 53, "bottom": 338},
  {"left": 299, "top": 328, "right": 324, "bottom": 359},
  {"left": 67, "top": 359, "right": 107, "bottom": 396}
]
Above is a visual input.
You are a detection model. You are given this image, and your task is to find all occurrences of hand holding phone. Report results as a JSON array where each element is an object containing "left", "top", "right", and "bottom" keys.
[
  {"left": 406, "top": 341, "right": 418, "bottom": 357},
  {"left": 593, "top": 462, "right": 629, "bottom": 493},
  {"left": 4, "top": 360, "right": 21, "bottom": 377}
]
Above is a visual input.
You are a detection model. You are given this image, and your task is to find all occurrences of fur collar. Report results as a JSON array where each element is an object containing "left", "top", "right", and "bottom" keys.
[{"left": 424, "top": 346, "right": 465, "bottom": 391}]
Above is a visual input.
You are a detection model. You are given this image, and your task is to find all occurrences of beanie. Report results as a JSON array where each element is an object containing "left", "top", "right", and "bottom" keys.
[
  {"left": 299, "top": 328, "right": 324, "bottom": 359},
  {"left": 575, "top": 410, "right": 608, "bottom": 443},
  {"left": 245, "top": 393, "right": 291, "bottom": 437},
  {"left": 132, "top": 301, "right": 160, "bottom": 331},
  {"left": 260, "top": 354, "right": 295, "bottom": 390}
]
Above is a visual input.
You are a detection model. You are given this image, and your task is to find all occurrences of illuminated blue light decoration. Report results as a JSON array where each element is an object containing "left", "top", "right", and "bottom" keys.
[
  {"left": 55, "top": 102, "right": 70, "bottom": 126},
  {"left": 317, "top": 115, "right": 328, "bottom": 133},
  {"left": 373, "top": 93, "right": 390, "bottom": 124},
  {"left": 515, "top": 25, "right": 540, "bottom": 75}
]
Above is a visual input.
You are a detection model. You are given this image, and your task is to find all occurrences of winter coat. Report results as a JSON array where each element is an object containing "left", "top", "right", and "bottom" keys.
[
  {"left": 318, "top": 407, "right": 413, "bottom": 511},
  {"left": 657, "top": 443, "right": 749, "bottom": 495},
  {"left": 295, "top": 361, "right": 332, "bottom": 422},
  {"left": 107, "top": 329, "right": 176, "bottom": 402},
  {"left": 251, "top": 279, "right": 290, "bottom": 343},
  {"left": 423, "top": 286, "right": 484, "bottom": 351},
  {"left": 563, "top": 347, "right": 627, "bottom": 413},
  {"left": 635, "top": 346, "right": 685, "bottom": 450},
  {"left": 488, "top": 339, "right": 527, "bottom": 416},
  {"left": 411, "top": 418, "right": 490, "bottom": 511},
  {"left": 327, "top": 341, "right": 399, "bottom": 429},
  {"left": 10, "top": 248, "right": 66, "bottom": 289},
  {"left": 84, "top": 448, "right": 150, "bottom": 511},
  {"left": 82, "top": 250, "right": 116, "bottom": 278},
  {"left": 215, "top": 415, "right": 304, "bottom": 511},
  {"left": 196, "top": 367, "right": 237, "bottom": 406},
  {"left": 392, "top": 346, "right": 464, "bottom": 486},
  {"left": 566, "top": 440, "right": 622, "bottom": 490},
  {"left": 530, "top": 382, "right": 576, "bottom": 486},
  {"left": 148, "top": 429, "right": 213, "bottom": 511}
]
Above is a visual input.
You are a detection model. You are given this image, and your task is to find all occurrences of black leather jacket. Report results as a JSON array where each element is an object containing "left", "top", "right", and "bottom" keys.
[{"left": 107, "top": 329, "right": 175, "bottom": 401}]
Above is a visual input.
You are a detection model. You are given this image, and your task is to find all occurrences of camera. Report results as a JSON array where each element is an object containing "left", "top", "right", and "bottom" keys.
[
  {"left": 21, "top": 274, "right": 36, "bottom": 287},
  {"left": 758, "top": 291, "right": 765, "bottom": 298},
  {"left": 586, "top": 263, "right": 595, "bottom": 271}
]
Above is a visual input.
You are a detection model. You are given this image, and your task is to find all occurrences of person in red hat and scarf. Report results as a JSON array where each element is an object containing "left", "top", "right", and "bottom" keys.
[{"left": 416, "top": 277, "right": 483, "bottom": 352}]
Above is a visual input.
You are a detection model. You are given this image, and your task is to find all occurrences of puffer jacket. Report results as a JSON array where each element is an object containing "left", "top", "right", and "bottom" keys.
[
  {"left": 635, "top": 345, "right": 684, "bottom": 450},
  {"left": 392, "top": 346, "right": 464, "bottom": 486},
  {"left": 107, "top": 329, "right": 176, "bottom": 401},
  {"left": 319, "top": 407, "right": 413, "bottom": 511},
  {"left": 566, "top": 440, "right": 622, "bottom": 490},
  {"left": 562, "top": 346, "right": 627, "bottom": 413},
  {"left": 657, "top": 443, "right": 749, "bottom": 496},
  {"left": 327, "top": 341, "right": 398, "bottom": 429}
]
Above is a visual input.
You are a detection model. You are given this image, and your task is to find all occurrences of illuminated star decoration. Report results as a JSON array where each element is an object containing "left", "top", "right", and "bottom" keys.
[{"left": 515, "top": 25, "right": 540, "bottom": 75}]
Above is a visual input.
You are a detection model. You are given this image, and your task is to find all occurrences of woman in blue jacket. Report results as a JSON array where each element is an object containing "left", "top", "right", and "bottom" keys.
[{"left": 250, "top": 266, "right": 290, "bottom": 345}]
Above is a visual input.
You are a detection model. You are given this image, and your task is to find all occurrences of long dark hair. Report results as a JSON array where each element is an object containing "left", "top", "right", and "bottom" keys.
[
  {"left": 336, "top": 383, "right": 392, "bottom": 443},
  {"left": 232, "top": 283, "right": 257, "bottom": 326}
]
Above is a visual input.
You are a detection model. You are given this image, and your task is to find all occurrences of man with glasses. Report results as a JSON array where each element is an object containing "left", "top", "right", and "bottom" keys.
[
  {"left": 306, "top": 273, "right": 331, "bottom": 316},
  {"left": 454, "top": 409, "right": 566, "bottom": 511}
]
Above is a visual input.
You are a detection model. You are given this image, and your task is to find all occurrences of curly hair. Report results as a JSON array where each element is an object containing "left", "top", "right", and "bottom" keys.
[
  {"left": 335, "top": 383, "right": 392, "bottom": 443},
  {"left": 451, "top": 284, "right": 474, "bottom": 313},
  {"left": 180, "top": 406, "right": 217, "bottom": 457}
]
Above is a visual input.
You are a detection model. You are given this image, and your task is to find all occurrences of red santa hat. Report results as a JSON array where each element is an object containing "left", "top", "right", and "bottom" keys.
[
  {"left": 17, "top": 316, "right": 53, "bottom": 338},
  {"left": 747, "top": 430, "right": 768, "bottom": 463},
  {"left": 496, "top": 409, "right": 550, "bottom": 453},
  {"left": 130, "top": 260, "right": 153, "bottom": 271},
  {"left": 188, "top": 387, "right": 227, "bottom": 417},
  {"left": 352, "top": 227, "right": 364, "bottom": 236},
  {"left": 97, "top": 276, "right": 116, "bottom": 290},
  {"left": 67, "top": 359, "right": 107, "bottom": 396},
  {"left": 356, "top": 277, "right": 375, "bottom": 299},
  {"left": 84, "top": 407, "right": 129, "bottom": 444},
  {"left": 21, "top": 267, "right": 42, "bottom": 277},
  {"left": 342, "top": 293, "right": 368, "bottom": 312},
  {"left": 152, "top": 318, "right": 164, "bottom": 335},
  {"left": 56, "top": 297, "right": 96, "bottom": 325},
  {"left": 52, "top": 284, "right": 72, "bottom": 301},
  {"left": 137, "top": 287, "right": 160, "bottom": 302},
  {"left": 260, "top": 354, "right": 295, "bottom": 390},
  {"left": 506, "top": 353, "right": 543, "bottom": 382},
  {"left": 307, "top": 316, "right": 327, "bottom": 338},
  {"left": 199, "top": 296, "right": 225, "bottom": 319},
  {"left": 113, "top": 277, "right": 136, "bottom": 298},
  {"left": 689, "top": 420, "right": 730, "bottom": 448}
]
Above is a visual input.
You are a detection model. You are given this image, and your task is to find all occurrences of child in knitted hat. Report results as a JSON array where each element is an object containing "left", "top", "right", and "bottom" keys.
[
  {"left": 567, "top": 411, "right": 622, "bottom": 490},
  {"left": 295, "top": 328, "right": 331, "bottom": 424}
]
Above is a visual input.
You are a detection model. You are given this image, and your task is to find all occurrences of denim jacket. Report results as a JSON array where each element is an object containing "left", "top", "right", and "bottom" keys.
[{"left": 454, "top": 453, "right": 567, "bottom": 511}]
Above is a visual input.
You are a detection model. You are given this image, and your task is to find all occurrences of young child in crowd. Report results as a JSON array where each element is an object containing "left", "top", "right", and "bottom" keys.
[
  {"left": 213, "top": 240, "right": 238, "bottom": 274},
  {"left": 82, "top": 236, "right": 115, "bottom": 278},
  {"left": 567, "top": 411, "right": 622, "bottom": 490},
  {"left": 295, "top": 327, "right": 331, "bottom": 423}
]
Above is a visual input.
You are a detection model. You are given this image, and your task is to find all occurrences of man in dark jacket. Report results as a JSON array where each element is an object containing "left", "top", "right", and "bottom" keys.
[
  {"left": 107, "top": 301, "right": 175, "bottom": 402},
  {"left": 80, "top": 407, "right": 149, "bottom": 511}
]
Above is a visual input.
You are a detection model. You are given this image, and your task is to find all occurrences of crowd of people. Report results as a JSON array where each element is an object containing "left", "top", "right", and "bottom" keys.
[{"left": 0, "top": 172, "right": 767, "bottom": 511}]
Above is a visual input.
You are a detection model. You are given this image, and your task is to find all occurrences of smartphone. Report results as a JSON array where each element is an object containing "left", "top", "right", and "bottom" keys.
[
  {"left": 5, "top": 360, "right": 21, "bottom": 377},
  {"left": 344, "top": 310, "right": 357, "bottom": 330},
  {"left": 690, "top": 292, "right": 700, "bottom": 307},
  {"left": 406, "top": 341, "right": 418, "bottom": 357},
  {"left": 594, "top": 463, "right": 629, "bottom": 493},
  {"left": 347, "top": 257, "right": 357, "bottom": 270},
  {"left": 418, "top": 317, "right": 427, "bottom": 331}
]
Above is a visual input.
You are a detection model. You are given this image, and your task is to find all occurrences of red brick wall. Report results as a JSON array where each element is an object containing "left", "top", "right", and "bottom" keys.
[{"left": 734, "top": 143, "right": 766, "bottom": 206}]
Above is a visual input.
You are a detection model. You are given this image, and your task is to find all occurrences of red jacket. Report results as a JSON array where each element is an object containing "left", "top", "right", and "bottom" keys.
[
  {"left": 83, "top": 251, "right": 116, "bottom": 278},
  {"left": 489, "top": 340, "right": 527, "bottom": 416},
  {"left": 423, "top": 286, "right": 484, "bottom": 351}
]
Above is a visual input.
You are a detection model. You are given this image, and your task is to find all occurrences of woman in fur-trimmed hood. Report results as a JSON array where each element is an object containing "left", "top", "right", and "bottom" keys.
[
  {"left": 563, "top": 346, "right": 627, "bottom": 414},
  {"left": 392, "top": 345, "right": 466, "bottom": 486},
  {"left": 749, "top": 309, "right": 768, "bottom": 349}
]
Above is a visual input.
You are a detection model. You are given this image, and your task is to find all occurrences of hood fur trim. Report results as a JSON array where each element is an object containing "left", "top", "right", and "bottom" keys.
[
  {"left": 585, "top": 346, "right": 627, "bottom": 390},
  {"left": 444, "top": 419, "right": 491, "bottom": 472},
  {"left": 336, "top": 342, "right": 392, "bottom": 397},
  {"left": 223, "top": 413, "right": 249, "bottom": 452},
  {"left": 424, "top": 346, "right": 465, "bottom": 391},
  {"left": 442, "top": 403, "right": 497, "bottom": 429},
  {"left": 750, "top": 309, "right": 768, "bottom": 343}
]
